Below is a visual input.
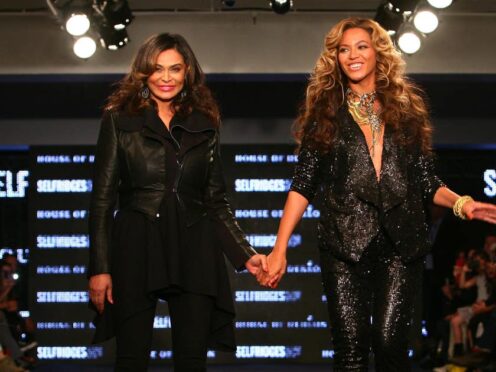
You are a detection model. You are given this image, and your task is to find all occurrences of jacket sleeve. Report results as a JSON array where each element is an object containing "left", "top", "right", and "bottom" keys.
[
  {"left": 204, "top": 130, "right": 257, "bottom": 271},
  {"left": 415, "top": 150, "right": 445, "bottom": 203},
  {"left": 88, "top": 112, "right": 120, "bottom": 277},
  {"left": 289, "top": 130, "right": 323, "bottom": 202}
]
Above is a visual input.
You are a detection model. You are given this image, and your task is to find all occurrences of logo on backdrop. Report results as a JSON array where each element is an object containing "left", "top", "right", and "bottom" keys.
[
  {"left": 0, "top": 170, "right": 29, "bottom": 198},
  {"left": 484, "top": 169, "right": 496, "bottom": 197}
]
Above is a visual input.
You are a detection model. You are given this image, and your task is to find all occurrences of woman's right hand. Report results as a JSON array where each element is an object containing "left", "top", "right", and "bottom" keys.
[
  {"left": 89, "top": 273, "right": 113, "bottom": 314},
  {"left": 260, "top": 191, "right": 307, "bottom": 288}
]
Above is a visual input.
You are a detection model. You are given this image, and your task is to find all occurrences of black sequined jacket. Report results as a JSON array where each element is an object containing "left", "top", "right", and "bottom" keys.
[
  {"left": 290, "top": 106, "right": 444, "bottom": 263},
  {"left": 88, "top": 109, "right": 256, "bottom": 277}
]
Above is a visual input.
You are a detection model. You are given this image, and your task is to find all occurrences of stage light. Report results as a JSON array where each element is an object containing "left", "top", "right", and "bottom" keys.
[
  {"left": 388, "top": 0, "right": 420, "bottom": 13},
  {"left": 397, "top": 30, "right": 422, "bottom": 54},
  {"left": 65, "top": 13, "right": 90, "bottom": 36},
  {"left": 101, "top": 0, "right": 133, "bottom": 30},
  {"left": 99, "top": 26, "right": 129, "bottom": 50},
  {"left": 375, "top": 3, "right": 404, "bottom": 35},
  {"left": 73, "top": 36, "right": 97, "bottom": 59},
  {"left": 427, "top": 0, "right": 453, "bottom": 9},
  {"left": 47, "top": 0, "right": 134, "bottom": 57},
  {"left": 413, "top": 9, "right": 439, "bottom": 34},
  {"left": 270, "top": 0, "right": 293, "bottom": 15}
]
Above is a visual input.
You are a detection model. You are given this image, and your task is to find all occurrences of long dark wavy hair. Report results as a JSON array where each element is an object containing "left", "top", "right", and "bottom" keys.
[
  {"left": 294, "top": 17, "right": 432, "bottom": 154},
  {"left": 105, "top": 33, "right": 220, "bottom": 126}
]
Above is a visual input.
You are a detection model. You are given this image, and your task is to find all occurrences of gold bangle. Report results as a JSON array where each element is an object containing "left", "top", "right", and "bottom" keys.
[{"left": 453, "top": 195, "right": 474, "bottom": 220}]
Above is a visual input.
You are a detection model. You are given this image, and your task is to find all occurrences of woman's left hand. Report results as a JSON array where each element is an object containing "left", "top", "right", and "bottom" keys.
[
  {"left": 463, "top": 200, "right": 496, "bottom": 224},
  {"left": 245, "top": 254, "right": 269, "bottom": 277}
]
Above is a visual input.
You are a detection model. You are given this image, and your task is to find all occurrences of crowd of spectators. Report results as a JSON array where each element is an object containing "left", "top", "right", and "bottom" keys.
[{"left": 421, "top": 235, "right": 496, "bottom": 371}]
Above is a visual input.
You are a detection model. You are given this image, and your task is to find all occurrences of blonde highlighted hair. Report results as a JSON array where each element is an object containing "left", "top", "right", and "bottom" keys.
[{"left": 295, "top": 17, "right": 432, "bottom": 154}]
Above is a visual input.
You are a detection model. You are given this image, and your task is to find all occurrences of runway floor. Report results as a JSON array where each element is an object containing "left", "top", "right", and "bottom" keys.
[{"left": 34, "top": 363, "right": 426, "bottom": 371}]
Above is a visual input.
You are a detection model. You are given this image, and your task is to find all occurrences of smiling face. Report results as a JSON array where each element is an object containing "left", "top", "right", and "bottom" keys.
[
  {"left": 147, "top": 48, "right": 186, "bottom": 104},
  {"left": 338, "top": 27, "right": 377, "bottom": 93}
]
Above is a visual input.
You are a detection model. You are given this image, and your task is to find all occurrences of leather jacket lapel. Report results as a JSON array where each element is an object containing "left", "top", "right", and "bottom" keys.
[
  {"left": 142, "top": 108, "right": 169, "bottom": 145},
  {"left": 136, "top": 108, "right": 216, "bottom": 157},
  {"left": 171, "top": 112, "right": 216, "bottom": 158},
  {"left": 178, "top": 131, "right": 212, "bottom": 158}
]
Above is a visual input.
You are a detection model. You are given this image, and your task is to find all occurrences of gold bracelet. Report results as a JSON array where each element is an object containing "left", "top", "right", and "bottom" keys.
[{"left": 453, "top": 195, "right": 474, "bottom": 220}]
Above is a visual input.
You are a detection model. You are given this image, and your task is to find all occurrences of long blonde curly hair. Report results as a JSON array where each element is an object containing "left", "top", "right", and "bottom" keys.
[{"left": 294, "top": 17, "right": 432, "bottom": 154}]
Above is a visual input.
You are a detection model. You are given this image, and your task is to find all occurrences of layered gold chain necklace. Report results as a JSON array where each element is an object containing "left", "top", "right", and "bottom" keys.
[{"left": 346, "top": 88, "right": 383, "bottom": 157}]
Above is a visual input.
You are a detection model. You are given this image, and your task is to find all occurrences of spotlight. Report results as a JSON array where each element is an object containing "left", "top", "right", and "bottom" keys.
[
  {"left": 375, "top": 3, "right": 404, "bottom": 35},
  {"left": 46, "top": 0, "right": 135, "bottom": 57},
  {"left": 397, "top": 29, "right": 422, "bottom": 54},
  {"left": 99, "top": 26, "right": 129, "bottom": 50},
  {"left": 270, "top": 0, "right": 293, "bottom": 15},
  {"left": 427, "top": 0, "right": 453, "bottom": 9},
  {"left": 413, "top": 9, "right": 439, "bottom": 34},
  {"left": 73, "top": 36, "right": 97, "bottom": 59},
  {"left": 65, "top": 12, "right": 90, "bottom": 36},
  {"left": 222, "top": 0, "right": 236, "bottom": 6},
  {"left": 388, "top": 0, "right": 420, "bottom": 13},
  {"left": 101, "top": 0, "right": 133, "bottom": 30}
]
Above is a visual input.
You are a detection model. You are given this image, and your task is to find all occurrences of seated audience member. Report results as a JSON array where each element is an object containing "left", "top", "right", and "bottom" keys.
[
  {"left": 449, "top": 261, "right": 496, "bottom": 369},
  {"left": 449, "top": 251, "right": 491, "bottom": 356},
  {"left": 422, "top": 250, "right": 485, "bottom": 368}
]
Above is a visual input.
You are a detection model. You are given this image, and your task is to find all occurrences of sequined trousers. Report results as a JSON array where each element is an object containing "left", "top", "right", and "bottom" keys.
[{"left": 320, "top": 230, "right": 423, "bottom": 372}]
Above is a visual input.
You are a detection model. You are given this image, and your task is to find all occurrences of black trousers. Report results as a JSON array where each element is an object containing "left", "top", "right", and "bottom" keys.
[
  {"left": 114, "top": 292, "right": 214, "bottom": 372},
  {"left": 321, "top": 232, "right": 423, "bottom": 372}
]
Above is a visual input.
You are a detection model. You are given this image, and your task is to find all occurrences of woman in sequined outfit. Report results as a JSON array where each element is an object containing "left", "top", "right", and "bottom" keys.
[{"left": 260, "top": 18, "right": 496, "bottom": 371}]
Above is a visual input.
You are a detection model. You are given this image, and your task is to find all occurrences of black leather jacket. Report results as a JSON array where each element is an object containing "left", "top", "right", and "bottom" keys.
[
  {"left": 291, "top": 106, "right": 444, "bottom": 264},
  {"left": 88, "top": 109, "right": 256, "bottom": 277}
]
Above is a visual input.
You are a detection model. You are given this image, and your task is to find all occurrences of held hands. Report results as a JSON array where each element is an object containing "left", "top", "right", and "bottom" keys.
[
  {"left": 245, "top": 253, "right": 287, "bottom": 288},
  {"left": 245, "top": 254, "right": 269, "bottom": 279},
  {"left": 256, "top": 251, "right": 287, "bottom": 289},
  {"left": 89, "top": 273, "right": 113, "bottom": 314},
  {"left": 462, "top": 200, "right": 496, "bottom": 224}
]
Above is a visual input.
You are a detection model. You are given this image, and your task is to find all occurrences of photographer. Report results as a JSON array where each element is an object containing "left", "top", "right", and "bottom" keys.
[
  {"left": 0, "top": 261, "right": 36, "bottom": 371},
  {"left": 0, "top": 262, "right": 27, "bottom": 371},
  {"left": 0, "top": 262, "right": 15, "bottom": 305},
  {"left": 0, "top": 255, "right": 35, "bottom": 355},
  {"left": 1, "top": 255, "right": 26, "bottom": 310}
]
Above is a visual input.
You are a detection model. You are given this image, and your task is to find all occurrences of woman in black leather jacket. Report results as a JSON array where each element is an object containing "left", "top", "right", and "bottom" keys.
[
  {"left": 260, "top": 18, "right": 496, "bottom": 371},
  {"left": 88, "top": 33, "right": 268, "bottom": 371}
]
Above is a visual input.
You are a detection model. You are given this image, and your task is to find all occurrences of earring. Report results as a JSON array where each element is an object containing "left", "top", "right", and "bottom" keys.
[
  {"left": 180, "top": 90, "right": 187, "bottom": 100},
  {"left": 141, "top": 86, "right": 150, "bottom": 99}
]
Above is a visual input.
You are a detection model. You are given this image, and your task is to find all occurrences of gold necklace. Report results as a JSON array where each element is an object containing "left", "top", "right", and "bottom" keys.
[{"left": 346, "top": 88, "right": 383, "bottom": 157}]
